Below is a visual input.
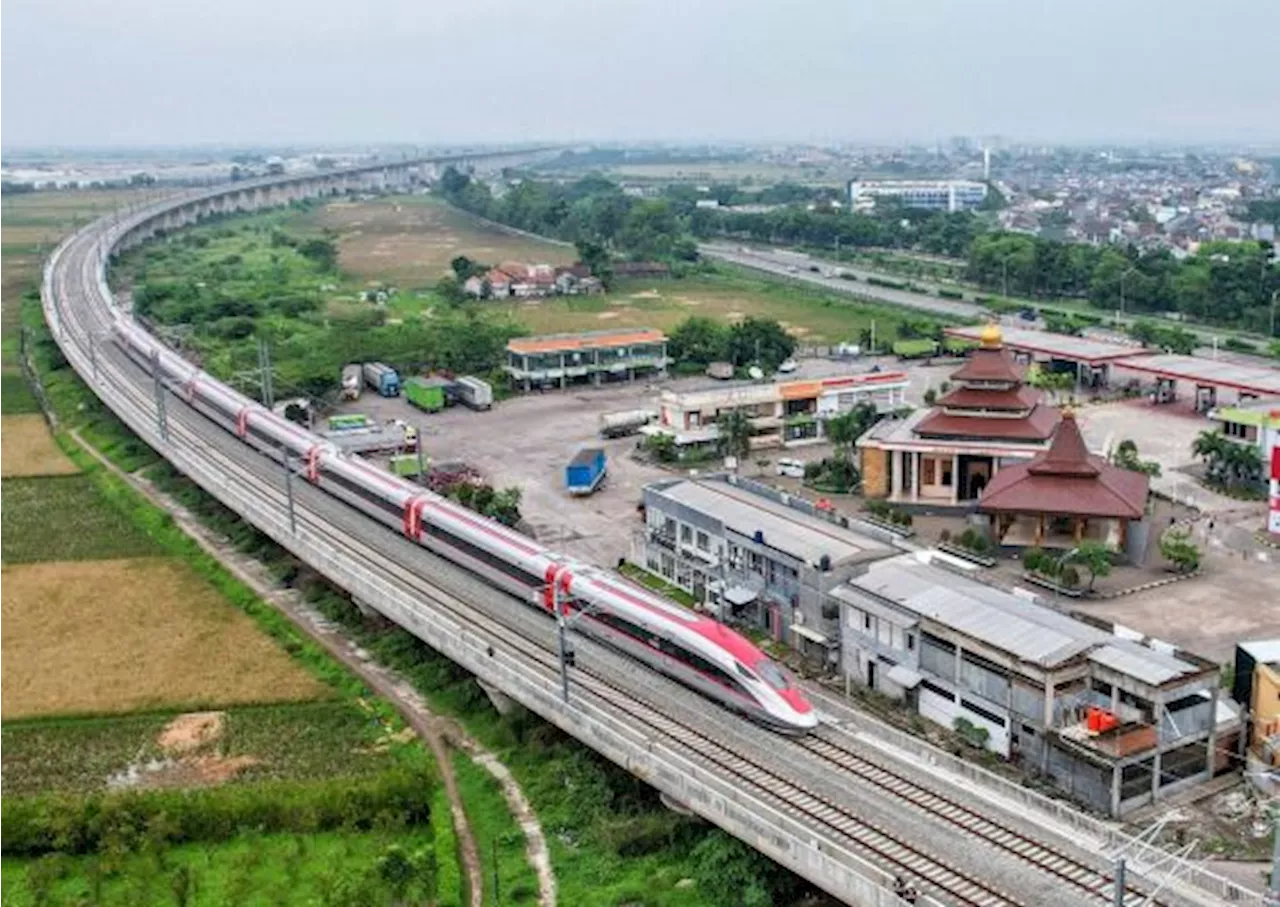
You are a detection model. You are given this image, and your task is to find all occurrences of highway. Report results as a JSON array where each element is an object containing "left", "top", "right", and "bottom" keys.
[{"left": 41, "top": 163, "right": 1249, "bottom": 907}]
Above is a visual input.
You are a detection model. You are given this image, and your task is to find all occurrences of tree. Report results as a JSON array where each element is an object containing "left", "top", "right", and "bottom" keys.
[
  {"left": 450, "top": 255, "right": 481, "bottom": 281},
  {"left": 1111, "top": 439, "right": 1162, "bottom": 477},
  {"left": 644, "top": 431, "right": 678, "bottom": 464},
  {"left": 297, "top": 237, "right": 338, "bottom": 271},
  {"left": 1066, "top": 540, "right": 1113, "bottom": 592},
  {"left": 725, "top": 318, "right": 795, "bottom": 371},
  {"left": 1190, "top": 429, "right": 1259, "bottom": 490},
  {"left": 717, "top": 410, "right": 753, "bottom": 463},
  {"left": 574, "top": 239, "right": 613, "bottom": 286},
  {"left": 1159, "top": 527, "right": 1201, "bottom": 573},
  {"left": 668, "top": 317, "right": 729, "bottom": 368},
  {"left": 825, "top": 404, "right": 878, "bottom": 466}
]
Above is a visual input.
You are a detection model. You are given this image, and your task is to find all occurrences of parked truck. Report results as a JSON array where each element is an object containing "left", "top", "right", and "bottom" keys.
[
  {"left": 404, "top": 376, "right": 451, "bottom": 413},
  {"left": 363, "top": 362, "right": 401, "bottom": 397},
  {"left": 599, "top": 409, "right": 656, "bottom": 439},
  {"left": 341, "top": 364, "right": 362, "bottom": 400},
  {"left": 565, "top": 448, "right": 607, "bottom": 496},
  {"left": 706, "top": 361, "right": 734, "bottom": 380},
  {"left": 453, "top": 376, "right": 493, "bottom": 411}
]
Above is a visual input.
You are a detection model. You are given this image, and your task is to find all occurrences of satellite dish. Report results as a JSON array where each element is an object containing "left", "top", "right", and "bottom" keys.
[{"left": 748, "top": 366, "right": 764, "bottom": 381}]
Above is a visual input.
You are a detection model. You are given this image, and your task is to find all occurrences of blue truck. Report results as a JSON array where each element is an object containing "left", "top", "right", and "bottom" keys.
[
  {"left": 565, "top": 448, "right": 607, "bottom": 496},
  {"left": 362, "top": 361, "right": 401, "bottom": 397}
]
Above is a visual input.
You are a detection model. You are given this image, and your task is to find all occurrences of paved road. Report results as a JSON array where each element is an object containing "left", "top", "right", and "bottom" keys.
[{"left": 699, "top": 242, "right": 985, "bottom": 320}]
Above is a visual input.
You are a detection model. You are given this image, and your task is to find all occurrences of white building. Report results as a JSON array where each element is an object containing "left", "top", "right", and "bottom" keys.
[{"left": 847, "top": 179, "right": 988, "bottom": 213}]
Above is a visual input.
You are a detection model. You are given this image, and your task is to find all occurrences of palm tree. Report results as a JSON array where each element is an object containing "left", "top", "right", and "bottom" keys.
[{"left": 1191, "top": 430, "right": 1230, "bottom": 486}]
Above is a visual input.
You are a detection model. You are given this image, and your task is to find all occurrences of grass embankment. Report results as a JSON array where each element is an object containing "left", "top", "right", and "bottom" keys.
[{"left": 619, "top": 561, "right": 698, "bottom": 608}]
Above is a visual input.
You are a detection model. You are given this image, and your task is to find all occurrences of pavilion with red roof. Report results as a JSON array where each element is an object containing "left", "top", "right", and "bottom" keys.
[
  {"left": 859, "top": 323, "right": 1061, "bottom": 506},
  {"left": 979, "top": 408, "right": 1150, "bottom": 551}
]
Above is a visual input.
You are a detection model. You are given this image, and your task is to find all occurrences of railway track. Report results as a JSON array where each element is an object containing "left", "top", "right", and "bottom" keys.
[{"left": 46, "top": 199, "right": 1228, "bottom": 907}]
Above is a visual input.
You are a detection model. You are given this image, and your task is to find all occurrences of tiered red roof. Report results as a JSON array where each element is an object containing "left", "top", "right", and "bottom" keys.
[
  {"left": 914, "top": 324, "right": 1060, "bottom": 443},
  {"left": 978, "top": 411, "right": 1149, "bottom": 519}
]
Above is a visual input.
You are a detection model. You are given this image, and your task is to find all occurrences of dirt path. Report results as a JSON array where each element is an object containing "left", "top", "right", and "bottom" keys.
[{"left": 69, "top": 431, "right": 561, "bottom": 906}]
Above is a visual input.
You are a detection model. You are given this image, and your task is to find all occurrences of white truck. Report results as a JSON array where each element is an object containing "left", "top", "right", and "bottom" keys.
[
  {"left": 599, "top": 409, "right": 657, "bottom": 439},
  {"left": 454, "top": 376, "right": 493, "bottom": 411},
  {"left": 341, "top": 364, "right": 362, "bottom": 401}
]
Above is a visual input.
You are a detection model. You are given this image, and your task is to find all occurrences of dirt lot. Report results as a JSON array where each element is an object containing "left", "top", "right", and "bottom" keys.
[
  {"left": 294, "top": 195, "right": 576, "bottom": 287},
  {"left": 1, "top": 558, "right": 331, "bottom": 718},
  {"left": 1, "top": 414, "right": 80, "bottom": 476}
]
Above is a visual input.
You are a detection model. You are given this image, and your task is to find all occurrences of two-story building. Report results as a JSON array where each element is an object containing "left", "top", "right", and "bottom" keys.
[
  {"left": 632, "top": 474, "right": 893, "bottom": 666},
  {"left": 642, "top": 370, "right": 909, "bottom": 454},
  {"left": 835, "top": 553, "right": 1227, "bottom": 817},
  {"left": 504, "top": 328, "right": 669, "bottom": 391}
]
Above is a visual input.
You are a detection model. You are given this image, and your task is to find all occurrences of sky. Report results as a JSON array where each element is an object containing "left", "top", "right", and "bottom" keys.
[{"left": 4, "top": 0, "right": 1280, "bottom": 149}]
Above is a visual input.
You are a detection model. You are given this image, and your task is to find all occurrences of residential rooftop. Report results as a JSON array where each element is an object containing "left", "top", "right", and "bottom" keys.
[
  {"left": 841, "top": 553, "right": 1208, "bottom": 683},
  {"left": 648, "top": 477, "right": 893, "bottom": 569}
]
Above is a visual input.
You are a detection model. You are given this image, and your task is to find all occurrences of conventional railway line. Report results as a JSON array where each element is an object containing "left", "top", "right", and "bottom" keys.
[{"left": 39, "top": 163, "right": 1250, "bottom": 907}]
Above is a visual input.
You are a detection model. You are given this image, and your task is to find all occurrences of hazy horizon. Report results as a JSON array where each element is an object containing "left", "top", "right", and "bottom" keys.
[{"left": 4, "top": 0, "right": 1279, "bottom": 149}]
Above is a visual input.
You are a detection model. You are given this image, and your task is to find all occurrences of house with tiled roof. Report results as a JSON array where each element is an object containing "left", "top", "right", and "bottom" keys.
[{"left": 858, "top": 324, "right": 1061, "bottom": 507}]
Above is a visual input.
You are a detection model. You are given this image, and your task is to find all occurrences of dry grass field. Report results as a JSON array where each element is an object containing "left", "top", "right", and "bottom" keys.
[
  {"left": 1, "top": 414, "right": 80, "bottom": 476},
  {"left": 493, "top": 274, "right": 919, "bottom": 343},
  {"left": 295, "top": 195, "right": 575, "bottom": 286},
  {"left": 1, "top": 558, "right": 332, "bottom": 719}
]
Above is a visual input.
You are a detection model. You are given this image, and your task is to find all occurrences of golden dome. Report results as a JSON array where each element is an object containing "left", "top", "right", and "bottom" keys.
[{"left": 979, "top": 322, "right": 1003, "bottom": 348}]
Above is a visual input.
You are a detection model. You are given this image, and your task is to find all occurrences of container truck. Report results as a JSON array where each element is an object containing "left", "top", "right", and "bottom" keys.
[
  {"left": 341, "top": 364, "right": 362, "bottom": 400},
  {"left": 404, "top": 376, "right": 450, "bottom": 413},
  {"left": 454, "top": 376, "right": 493, "bottom": 411},
  {"left": 599, "top": 409, "right": 656, "bottom": 439},
  {"left": 363, "top": 362, "right": 401, "bottom": 397},
  {"left": 565, "top": 448, "right": 607, "bottom": 496}
]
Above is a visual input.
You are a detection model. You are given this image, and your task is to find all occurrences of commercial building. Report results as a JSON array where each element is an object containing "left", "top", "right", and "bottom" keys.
[
  {"left": 504, "top": 328, "right": 669, "bottom": 391},
  {"left": 1208, "top": 401, "right": 1280, "bottom": 536},
  {"left": 847, "top": 179, "right": 988, "bottom": 213},
  {"left": 642, "top": 370, "right": 909, "bottom": 453},
  {"left": 632, "top": 474, "right": 893, "bottom": 665},
  {"left": 836, "top": 553, "right": 1229, "bottom": 817},
  {"left": 859, "top": 325, "right": 1060, "bottom": 507}
]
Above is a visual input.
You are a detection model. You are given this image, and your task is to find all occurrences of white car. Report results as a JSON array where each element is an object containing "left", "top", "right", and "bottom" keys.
[
  {"left": 776, "top": 458, "right": 806, "bottom": 478},
  {"left": 777, "top": 358, "right": 798, "bottom": 374}
]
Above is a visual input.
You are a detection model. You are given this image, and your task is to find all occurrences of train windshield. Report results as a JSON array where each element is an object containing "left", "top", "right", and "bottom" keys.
[{"left": 755, "top": 660, "right": 790, "bottom": 691}]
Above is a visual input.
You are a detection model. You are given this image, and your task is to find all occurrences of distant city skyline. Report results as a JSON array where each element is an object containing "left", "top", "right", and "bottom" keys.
[{"left": 3, "top": 0, "right": 1279, "bottom": 148}]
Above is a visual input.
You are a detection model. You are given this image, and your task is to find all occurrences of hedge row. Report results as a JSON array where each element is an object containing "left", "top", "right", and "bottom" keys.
[{"left": 3, "top": 767, "right": 433, "bottom": 857}]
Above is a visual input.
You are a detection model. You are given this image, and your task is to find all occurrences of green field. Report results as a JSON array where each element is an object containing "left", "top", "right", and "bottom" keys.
[
  {"left": 0, "top": 828, "right": 436, "bottom": 907},
  {"left": 452, "top": 754, "right": 540, "bottom": 906},
  {"left": 0, "top": 475, "right": 160, "bottom": 563},
  {"left": 1, "top": 701, "right": 403, "bottom": 798}
]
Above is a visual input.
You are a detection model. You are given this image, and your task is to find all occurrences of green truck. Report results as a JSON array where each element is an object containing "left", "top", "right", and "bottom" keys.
[{"left": 404, "top": 377, "right": 451, "bottom": 413}]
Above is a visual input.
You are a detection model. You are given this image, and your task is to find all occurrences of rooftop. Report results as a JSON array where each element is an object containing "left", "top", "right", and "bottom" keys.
[
  {"left": 1112, "top": 353, "right": 1280, "bottom": 397},
  {"left": 845, "top": 554, "right": 1204, "bottom": 682},
  {"left": 978, "top": 411, "right": 1149, "bottom": 518},
  {"left": 663, "top": 370, "right": 909, "bottom": 412},
  {"left": 649, "top": 477, "right": 892, "bottom": 569},
  {"left": 945, "top": 326, "right": 1147, "bottom": 365},
  {"left": 507, "top": 328, "right": 667, "bottom": 355},
  {"left": 1209, "top": 402, "right": 1280, "bottom": 428}
]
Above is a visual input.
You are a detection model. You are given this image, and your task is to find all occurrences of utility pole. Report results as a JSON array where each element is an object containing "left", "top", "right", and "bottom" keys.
[
  {"left": 281, "top": 447, "right": 297, "bottom": 535},
  {"left": 1001, "top": 258, "right": 1009, "bottom": 298},
  {"left": 554, "top": 581, "right": 572, "bottom": 703},
  {"left": 416, "top": 436, "right": 426, "bottom": 480},
  {"left": 1112, "top": 857, "right": 1126, "bottom": 907},
  {"left": 151, "top": 351, "right": 169, "bottom": 441},
  {"left": 256, "top": 337, "right": 275, "bottom": 408}
]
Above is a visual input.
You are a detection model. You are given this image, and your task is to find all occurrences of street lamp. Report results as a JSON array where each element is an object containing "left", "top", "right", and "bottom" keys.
[{"left": 1118, "top": 266, "right": 1138, "bottom": 323}]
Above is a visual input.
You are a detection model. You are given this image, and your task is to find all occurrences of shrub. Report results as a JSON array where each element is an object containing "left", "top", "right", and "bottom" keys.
[
  {"left": 939, "top": 528, "right": 951, "bottom": 544},
  {"left": 1058, "top": 565, "right": 1081, "bottom": 589},
  {"left": 1023, "top": 547, "right": 1046, "bottom": 573},
  {"left": 937, "top": 288, "right": 964, "bottom": 300}
]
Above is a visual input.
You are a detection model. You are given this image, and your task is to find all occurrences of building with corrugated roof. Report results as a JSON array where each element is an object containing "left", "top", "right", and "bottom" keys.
[
  {"left": 858, "top": 324, "right": 1061, "bottom": 507},
  {"left": 836, "top": 552, "right": 1228, "bottom": 817},
  {"left": 632, "top": 474, "right": 894, "bottom": 665},
  {"left": 504, "top": 328, "right": 670, "bottom": 390}
]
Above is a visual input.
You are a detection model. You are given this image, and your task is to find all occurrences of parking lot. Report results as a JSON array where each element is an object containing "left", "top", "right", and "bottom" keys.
[{"left": 330, "top": 354, "right": 954, "bottom": 566}]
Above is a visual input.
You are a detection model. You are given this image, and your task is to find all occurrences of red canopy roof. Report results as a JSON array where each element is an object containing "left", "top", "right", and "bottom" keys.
[
  {"left": 950, "top": 345, "right": 1026, "bottom": 384},
  {"left": 936, "top": 385, "right": 1042, "bottom": 412},
  {"left": 978, "top": 412, "right": 1149, "bottom": 519},
  {"left": 915, "top": 403, "right": 1060, "bottom": 441}
]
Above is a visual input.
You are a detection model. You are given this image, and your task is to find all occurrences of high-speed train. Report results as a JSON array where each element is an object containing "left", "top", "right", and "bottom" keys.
[{"left": 112, "top": 319, "right": 817, "bottom": 735}]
